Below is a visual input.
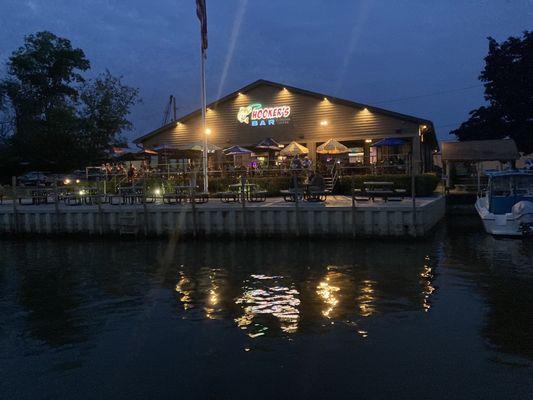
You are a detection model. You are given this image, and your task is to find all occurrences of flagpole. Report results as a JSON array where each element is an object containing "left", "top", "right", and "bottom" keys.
[{"left": 201, "top": 48, "right": 208, "bottom": 192}]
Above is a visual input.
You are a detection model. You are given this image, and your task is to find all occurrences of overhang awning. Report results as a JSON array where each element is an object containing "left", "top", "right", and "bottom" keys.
[
  {"left": 441, "top": 139, "right": 519, "bottom": 161},
  {"left": 371, "top": 138, "right": 407, "bottom": 147}
]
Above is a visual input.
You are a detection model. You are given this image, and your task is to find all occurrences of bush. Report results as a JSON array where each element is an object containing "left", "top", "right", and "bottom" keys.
[
  {"left": 337, "top": 173, "right": 440, "bottom": 196},
  {"left": 208, "top": 175, "right": 294, "bottom": 196}
]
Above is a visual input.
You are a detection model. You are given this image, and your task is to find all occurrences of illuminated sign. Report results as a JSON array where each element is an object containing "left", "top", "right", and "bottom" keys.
[{"left": 237, "top": 103, "right": 291, "bottom": 127}]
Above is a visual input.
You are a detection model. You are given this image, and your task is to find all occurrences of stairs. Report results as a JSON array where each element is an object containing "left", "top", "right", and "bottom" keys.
[
  {"left": 323, "top": 169, "right": 339, "bottom": 193},
  {"left": 324, "top": 176, "right": 335, "bottom": 193}
]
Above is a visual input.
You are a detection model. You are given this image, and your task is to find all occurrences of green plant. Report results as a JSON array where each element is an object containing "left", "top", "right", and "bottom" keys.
[{"left": 337, "top": 174, "right": 439, "bottom": 196}]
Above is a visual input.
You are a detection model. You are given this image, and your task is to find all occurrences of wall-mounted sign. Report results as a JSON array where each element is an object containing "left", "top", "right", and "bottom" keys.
[{"left": 237, "top": 103, "right": 291, "bottom": 127}]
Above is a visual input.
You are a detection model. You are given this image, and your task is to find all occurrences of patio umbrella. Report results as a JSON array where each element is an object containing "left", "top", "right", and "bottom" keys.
[
  {"left": 316, "top": 139, "right": 349, "bottom": 154},
  {"left": 279, "top": 141, "right": 309, "bottom": 156},
  {"left": 152, "top": 144, "right": 181, "bottom": 169},
  {"left": 255, "top": 137, "right": 282, "bottom": 168},
  {"left": 114, "top": 150, "right": 137, "bottom": 161},
  {"left": 224, "top": 145, "right": 253, "bottom": 156},
  {"left": 182, "top": 141, "right": 221, "bottom": 153},
  {"left": 371, "top": 138, "right": 406, "bottom": 147},
  {"left": 255, "top": 137, "right": 282, "bottom": 151},
  {"left": 152, "top": 144, "right": 180, "bottom": 152},
  {"left": 137, "top": 149, "right": 158, "bottom": 156}
]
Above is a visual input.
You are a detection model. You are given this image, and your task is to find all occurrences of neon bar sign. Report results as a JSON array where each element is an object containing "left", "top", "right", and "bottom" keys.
[{"left": 237, "top": 103, "right": 291, "bottom": 126}]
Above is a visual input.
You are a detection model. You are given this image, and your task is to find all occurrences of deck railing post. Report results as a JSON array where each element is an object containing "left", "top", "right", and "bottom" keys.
[
  {"left": 96, "top": 177, "right": 103, "bottom": 235},
  {"left": 53, "top": 180, "right": 61, "bottom": 233},
  {"left": 142, "top": 173, "right": 148, "bottom": 236},
  {"left": 411, "top": 155, "right": 417, "bottom": 236},
  {"left": 351, "top": 174, "right": 356, "bottom": 238},
  {"left": 293, "top": 172, "right": 300, "bottom": 237},
  {"left": 190, "top": 171, "right": 197, "bottom": 237},
  {"left": 240, "top": 173, "right": 247, "bottom": 237},
  {"left": 11, "top": 176, "right": 18, "bottom": 234}
]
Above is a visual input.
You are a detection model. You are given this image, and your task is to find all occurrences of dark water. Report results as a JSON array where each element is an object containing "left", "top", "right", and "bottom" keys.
[{"left": 1, "top": 217, "right": 532, "bottom": 400}]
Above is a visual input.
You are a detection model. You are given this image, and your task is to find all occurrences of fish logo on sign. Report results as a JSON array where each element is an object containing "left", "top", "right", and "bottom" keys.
[
  {"left": 237, "top": 103, "right": 259, "bottom": 124},
  {"left": 237, "top": 103, "right": 291, "bottom": 126}
]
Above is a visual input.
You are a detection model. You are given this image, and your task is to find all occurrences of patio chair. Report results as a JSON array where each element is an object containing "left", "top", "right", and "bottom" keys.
[{"left": 304, "top": 188, "right": 328, "bottom": 202}]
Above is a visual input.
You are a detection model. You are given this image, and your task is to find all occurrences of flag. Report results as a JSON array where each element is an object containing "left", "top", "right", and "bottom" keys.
[{"left": 196, "top": 0, "right": 208, "bottom": 51}]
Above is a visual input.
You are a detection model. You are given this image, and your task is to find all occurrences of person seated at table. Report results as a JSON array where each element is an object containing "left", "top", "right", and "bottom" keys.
[
  {"left": 308, "top": 171, "right": 325, "bottom": 192},
  {"left": 290, "top": 154, "right": 303, "bottom": 170}
]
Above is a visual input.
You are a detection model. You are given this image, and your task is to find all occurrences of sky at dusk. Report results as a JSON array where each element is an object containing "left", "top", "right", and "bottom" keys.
[{"left": 1, "top": 0, "right": 532, "bottom": 144}]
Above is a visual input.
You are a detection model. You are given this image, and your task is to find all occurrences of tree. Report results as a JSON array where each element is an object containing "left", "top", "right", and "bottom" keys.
[
  {"left": 0, "top": 31, "right": 139, "bottom": 176},
  {"left": 1, "top": 31, "right": 90, "bottom": 170},
  {"left": 78, "top": 70, "right": 139, "bottom": 163},
  {"left": 452, "top": 31, "right": 533, "bottom": 153}
]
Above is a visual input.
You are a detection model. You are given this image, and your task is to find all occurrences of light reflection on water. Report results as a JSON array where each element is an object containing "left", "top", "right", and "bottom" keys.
[
  {"left": 316, "top": 269, "right": 341, "bottom": 319},
  {"left": 172, "top": 257, "right": 436, "bottom": 338},
  {"left": 235, "top": 274, "right": 300, "bottom": 336}
]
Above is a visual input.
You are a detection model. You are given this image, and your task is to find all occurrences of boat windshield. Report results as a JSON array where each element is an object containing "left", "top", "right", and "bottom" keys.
[
  {"left": 514, "top": 175, "right": 533, "bottom": 196},
  {"left": 490, "top": 176, "right": 511, "bottom": 196},
  {"left": 489, "top": 174, "right": 533, "bottom": 197}
]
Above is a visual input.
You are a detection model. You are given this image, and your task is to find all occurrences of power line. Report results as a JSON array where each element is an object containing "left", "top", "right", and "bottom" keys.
[
  {"left": 372, "top": 84, "right": 484, "bottom": 105},
  {"left": 436, "top": 122, "right": 464, "bottom": 129}
]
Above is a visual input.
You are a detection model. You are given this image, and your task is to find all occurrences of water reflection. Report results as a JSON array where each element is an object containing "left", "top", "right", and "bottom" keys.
[
  {"left": 357, "top": 279, "right": 376, "bottom": 317},
  {"left": 316, "top": 268, "right": 341, "bottom": 318},
  {"left": 420, "top": 260, "right": 435, "bottom": 312},
  {"left": 235, "top": 275, "right": 300, "bottom": 336},
  {"left": 175, "top": 271, "right": 193, "bottom": 310},
  {"left": 169, "top": 243, "right": 438, "bottom": 339}
]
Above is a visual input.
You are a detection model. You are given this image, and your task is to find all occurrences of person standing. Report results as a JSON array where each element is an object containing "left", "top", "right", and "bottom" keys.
[{"left": 302, "top": 156, "right": 312, "bottom": 172}]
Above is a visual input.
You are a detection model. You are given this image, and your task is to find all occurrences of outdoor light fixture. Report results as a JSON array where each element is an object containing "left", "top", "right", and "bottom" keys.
[
  {"left": 323, "top": 97, "right": 328, "bottom": 101},
  {"left": 64, "top": 178, "right": 71, "bottom": 185},
  {"left": 205, "top": 128, "right": 212, "bottom": 135},
  {"left": 153, "top": 188, "right": 161, "bottom": 196},
  {"left": 363, "top": 107, "right": 368, "bottom": 111},
  {"left": 365, "top": 139, "right": 372, "bottom": 143},
  {"left": 320, "top": 120, "right": 328, "bottom": 126},
  {"left": 76, "top": 179, "right": 80, "bottom": 184}
]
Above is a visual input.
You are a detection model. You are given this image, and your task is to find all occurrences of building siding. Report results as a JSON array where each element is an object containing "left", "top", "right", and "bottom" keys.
[{"left": 140, "top": 83, "right": 423, "bottom": 149}]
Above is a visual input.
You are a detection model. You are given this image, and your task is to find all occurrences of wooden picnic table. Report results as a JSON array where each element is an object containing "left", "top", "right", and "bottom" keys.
[
  {"left": 218, "top": 183, "right": 266, "bottom": 203},
  {"left": 353, "top": 181, "right": 406, "bottom": 202}
]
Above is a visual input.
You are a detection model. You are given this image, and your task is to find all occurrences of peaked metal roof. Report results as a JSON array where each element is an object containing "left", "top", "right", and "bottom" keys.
[
  {"left": 441, "top": 139, "right": 519, "bottom": 161},
  {"left": 134, "top": 79, "right": 435, "bottom": 144}
]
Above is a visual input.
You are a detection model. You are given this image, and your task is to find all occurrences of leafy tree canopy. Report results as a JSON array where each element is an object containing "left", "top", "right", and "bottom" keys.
[
  {"left": 78, "top": 70, "right": 139, "bottom": 161},
  {"left": 0, "top": 31, "right": 139, "bottom": 175},
  {"left": 452, "top": 31, "right": 533, "bottom": 153}
]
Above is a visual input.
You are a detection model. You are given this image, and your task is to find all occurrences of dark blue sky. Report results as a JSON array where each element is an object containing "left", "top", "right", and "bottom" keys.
[{"left": 1, "top": 0, "right": 532, "bottom": 143}]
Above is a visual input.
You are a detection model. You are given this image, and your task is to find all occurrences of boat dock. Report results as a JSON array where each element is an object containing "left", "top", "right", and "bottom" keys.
[{"left": 0, "top": 195, "right": 445, "bottom": 238}]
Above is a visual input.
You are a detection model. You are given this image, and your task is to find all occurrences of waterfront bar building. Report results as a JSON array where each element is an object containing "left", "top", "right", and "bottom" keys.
[{"left": 134, "top": 79, "right": 438, "bottom": 173}]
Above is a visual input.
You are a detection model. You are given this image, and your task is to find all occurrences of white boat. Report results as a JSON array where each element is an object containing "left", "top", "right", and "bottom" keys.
[{"left": 475, "top": 170, "right": 533, "bottom": 237}]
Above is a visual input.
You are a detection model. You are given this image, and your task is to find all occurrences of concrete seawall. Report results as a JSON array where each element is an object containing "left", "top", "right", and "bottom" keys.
[{"left": 0, "top": 196, "right": 445, "bottom": 238}]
